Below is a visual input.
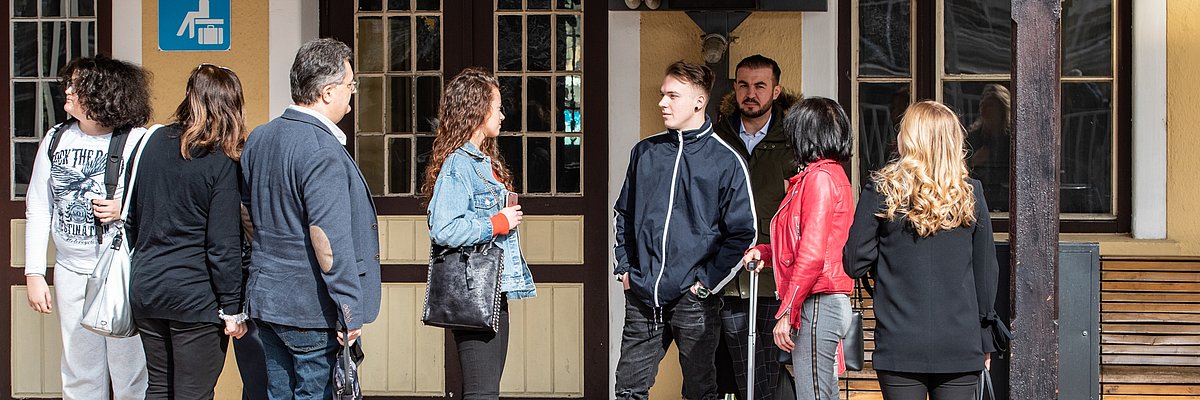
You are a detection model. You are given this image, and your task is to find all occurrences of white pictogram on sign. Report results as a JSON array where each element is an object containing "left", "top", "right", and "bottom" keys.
[{"left": 176, "top": 0, "right": 225, "bottom": 45}]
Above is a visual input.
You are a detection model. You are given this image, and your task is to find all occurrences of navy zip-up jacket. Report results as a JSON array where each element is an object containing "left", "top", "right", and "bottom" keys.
[{"left": 613, "top": 118, "right": 758, "bottom": 308}]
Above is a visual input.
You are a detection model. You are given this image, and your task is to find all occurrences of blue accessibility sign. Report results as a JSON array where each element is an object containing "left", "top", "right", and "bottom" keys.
[{"left": 159, "top": 0, "right": 231, "bottom": 51}]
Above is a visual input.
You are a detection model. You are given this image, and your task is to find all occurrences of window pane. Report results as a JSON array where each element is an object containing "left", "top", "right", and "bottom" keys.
[
  {"left": 498, "top": 0, "right": 522, "bottom": 10},
  {"left": 944, "top": 0, "right": 1010, "bottom": 74},
  {"left": 387, "top": 137, "right": 412, "bottom": 194},
  {"left": 415, "top": 0, "right": 439, "bottom": 10},
  {"left": 1061, "top": 82, "right": 1112, "bottom": 214},
  {"left": 389, "top": 16, "right": 412, "bottom": 71},
  {"left": 14, "top": 82, "right": 37, "bottom": 137},
  {"left": 527, "top": 137, "right": 551, "bottom": 193},
  {"left": 71, "top": 0, "right": 95, "bottom": 16},
  {"left": 946, "top": 81, "right": 1011, "bottom": 212},
  {"left": 41, "top": 81, "right": 66, "bottom": 133},
  {"left": 556, "top": 75, "right": 581, "bottom": 132},
  {"left": 416, "top": 16, "right": 441, "bottom": 71},
  {"left": 556, "top": 136, "right": 580, "bottom": 193},
  {"left": 859, "top": 0, "right": 910, "bottom": 77},
  {"left": 15, "top": 0, "right": 37, "bottom": 17},
  {"left": 497, "top": 15, "right": 523, "bottom": 71},
  {"left": 14, "top": 142, "right": 39, "bottom": 198},
  {"left": 556, "top": 14, "right": 581, "bottom": 71},
  {"left": 388, "top": 0, "right": 410, "bottom": 10},
  {"left": 70, "top": 21, "right": 96, "bottom": 60},
  {"left": 358, "top": 77, "right": 384, "bottom": 132},
  {"left": 43, "top": 22, "right": 67, "bottom": 77},
  {"left": 498, "top": 136, "right": 523, "bottom": 191},
  {"left": 42, "top": 0, "right": 62, "bottom": 16},
  {"left": 558, "top": 0, "right": 581, "bottom": 10},
  {"left": 357, "top": 17, "right": 385, "bottom": 72},
  {"left": 499, "top": 76, "right": 522, "bottom": 132},
  {"left": 1062, "top": 0, "right": 1112, "bottom": 76},
  {"left": 856, "top": 82, "right": 910, "bottom": 184},
  {"left": 416, "top": 76, "right": 440, "bottom": 132},
  {"left": 527, "top": 76, "right": 551, "bottom": 132},
  {"left": 529, "top": 0, "right": 551, "bottom": 9},
  {"left": 527, "top": 15, "right": 551, "bottom": 71},
  {"left": 359, "top": 0, "right": 383, "bottom": 11},
  {"left": 14, "top": 23, "right": 39, "bottom": 78},
  {"left": 415, "top": 136, "right": 435, "bottom": 192},
  {"left": 389, "top": 76, "right": 413, "bottom": 132},
  {"left": 358, "top": 135, "right": 386, "bottom": 195}
]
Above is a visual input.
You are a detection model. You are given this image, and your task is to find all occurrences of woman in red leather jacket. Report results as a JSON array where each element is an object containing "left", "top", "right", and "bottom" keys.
[{"left": 741, "top": 97, "right": 855, "bottom": 400}]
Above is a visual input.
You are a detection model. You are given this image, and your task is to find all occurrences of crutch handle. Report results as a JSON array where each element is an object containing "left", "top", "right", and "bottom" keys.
[{"left": 746, "top": 260, "right": 758, "bottom": 272}]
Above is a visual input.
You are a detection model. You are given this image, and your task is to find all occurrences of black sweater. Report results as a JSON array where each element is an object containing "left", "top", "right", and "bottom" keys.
[
  {"left": 844, "top": 179, "right": 999, "bottom": 374},
  {"left": 126, "top": 124, "right": 244, "bottom": 323}
]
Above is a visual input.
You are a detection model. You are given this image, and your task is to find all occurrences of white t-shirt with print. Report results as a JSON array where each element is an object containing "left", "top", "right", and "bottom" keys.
[{"left": 24, "top": 122, "right": 146, "bottom": 276}]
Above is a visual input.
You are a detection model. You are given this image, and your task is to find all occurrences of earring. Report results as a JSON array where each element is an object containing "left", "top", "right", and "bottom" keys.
[{"left": 695, "top": 107, "right": 701, "bottom": 111}]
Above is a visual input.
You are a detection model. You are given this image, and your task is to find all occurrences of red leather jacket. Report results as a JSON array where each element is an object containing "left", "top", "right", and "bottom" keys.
[{"left": 752, "top": 159, "right": 854, "bottom": 328}]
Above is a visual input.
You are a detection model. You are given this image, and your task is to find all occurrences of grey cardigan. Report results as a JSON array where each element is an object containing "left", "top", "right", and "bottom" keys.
[{"left": 240, "top": 108, "right": 381, "bottom": 330}]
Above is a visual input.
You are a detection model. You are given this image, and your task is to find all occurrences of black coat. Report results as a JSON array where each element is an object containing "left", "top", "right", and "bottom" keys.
[{"left": 844, "top": 179, "right": 999, "bottom": 374}]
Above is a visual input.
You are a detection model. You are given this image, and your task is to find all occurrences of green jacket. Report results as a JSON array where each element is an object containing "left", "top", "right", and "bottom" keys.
[{"left": 714, "top": 91, "right": 800, "bottom": 298}]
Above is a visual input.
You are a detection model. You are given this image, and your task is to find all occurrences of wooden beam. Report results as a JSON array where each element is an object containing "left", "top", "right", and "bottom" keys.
[{"left": 1009, "top": 0, "right": 1062, "bottom": 399}]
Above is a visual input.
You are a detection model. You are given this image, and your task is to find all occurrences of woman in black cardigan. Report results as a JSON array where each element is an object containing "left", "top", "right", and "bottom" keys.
[
  {"left": 126, "top": 64, "right": 249, "bottom": 399},
  {"left": 844, "top": 101, "right": 1000, "bottom": 400}
]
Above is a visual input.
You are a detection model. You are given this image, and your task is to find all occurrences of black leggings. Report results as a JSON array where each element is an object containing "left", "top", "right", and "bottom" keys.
[
  {"left": 877, "top": 370, "right": 980, "bottom": 400},
  {"left": 451, "top": 299, "right": 510, "bottom": 400}
]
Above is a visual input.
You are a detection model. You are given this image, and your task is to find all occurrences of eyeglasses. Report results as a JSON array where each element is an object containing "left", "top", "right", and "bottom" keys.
[{"left": 345, "top": 79, "right": 359, "bottom": 93}]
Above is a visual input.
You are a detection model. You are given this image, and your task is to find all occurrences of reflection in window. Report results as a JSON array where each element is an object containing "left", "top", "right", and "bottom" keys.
[
  {"left": 11, "top": 0, "right": 97, "bottom": 199},
  {"left": 859, "top": 0, "right": 910, "bottom": 77},
  {"left": 944, "top": 0, "right": 1010, "bottom": 74},
  {"left": 946, "top": 82, "right": 1011, "bottom": 212},
  {"left": 495, "top": 0, "right": 583, "bottom": 195},
  {"left": 354, "top": 1, "right": 442, "bottom": 196},
  {"left": 856, "top": 83, "right": 909, "bottom": 185}
]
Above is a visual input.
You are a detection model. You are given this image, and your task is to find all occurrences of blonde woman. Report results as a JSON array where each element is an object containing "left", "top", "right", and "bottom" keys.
[{"left": 844, "top": 101, "right": 1000, "bottom": 400}]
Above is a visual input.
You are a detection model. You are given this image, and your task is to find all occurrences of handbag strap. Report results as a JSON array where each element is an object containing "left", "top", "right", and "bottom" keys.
[
  {"left": 118, "top": 125, "right": 164, "bottom": 222},
  {"left": 978, "top": 370, "right": 994, "bottom": 400}
]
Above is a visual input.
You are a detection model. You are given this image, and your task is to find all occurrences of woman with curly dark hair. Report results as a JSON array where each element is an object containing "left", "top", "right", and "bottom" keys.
[
  {"left": 23, "top": 54, "right": 152, "bottom": 400},
  {"left": 125, "top": 64, "right": 249, "bottom": 400},
  {"left": 424, "top": 67, "right": 535, "bottom": 399}
]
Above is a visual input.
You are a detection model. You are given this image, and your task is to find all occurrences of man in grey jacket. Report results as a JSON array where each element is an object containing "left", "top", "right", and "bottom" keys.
[{"left": 240, "top": 38, "right": 382, "bottom": 399}]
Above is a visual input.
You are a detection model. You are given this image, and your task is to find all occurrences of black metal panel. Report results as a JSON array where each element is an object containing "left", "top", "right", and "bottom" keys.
[
  {"left": 993, "top": 242, "right": 1100, "bottom": 400},
  {"left": 608, "top": 0, "right": 827, "bottom": 12}
]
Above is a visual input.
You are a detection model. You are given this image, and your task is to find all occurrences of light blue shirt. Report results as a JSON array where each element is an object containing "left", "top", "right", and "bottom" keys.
[{"left": 738, "top": 115, "right": 772, "bottom": 154}]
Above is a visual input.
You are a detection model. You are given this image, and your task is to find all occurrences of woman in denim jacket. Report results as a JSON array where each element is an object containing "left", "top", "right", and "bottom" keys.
[{"left": 423, "top": 68, "right": 536, "bottom": 399}]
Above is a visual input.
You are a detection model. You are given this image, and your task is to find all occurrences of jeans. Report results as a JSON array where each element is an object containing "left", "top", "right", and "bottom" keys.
[
  {"left": 791, "top": 293, "right": 852, "bottom": 400},
  {"left": 135, "top": 318, "right": 227, "bottom": 400},
  {"left": 720, "top": 296, "right": 786, "bottom": 400},
  {"left": 256, "top": 320, "right": 339, "bottom": 400},
  {"left": 615, "top": 290, "right": 722, "bottom": 400},
  {"left": 876, "top": 370, "right": 980, "bottom": 400},
  {"left": 451, "top": 299, "right": 510, "bottom": 399},
  {"left": 232, "top": 320, "right": 269, "bottom": 400}
]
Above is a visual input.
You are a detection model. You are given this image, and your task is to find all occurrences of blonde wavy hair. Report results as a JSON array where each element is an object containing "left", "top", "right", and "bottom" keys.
[{"left": 871, "top": 101, "right": 976, "bottom": 236}]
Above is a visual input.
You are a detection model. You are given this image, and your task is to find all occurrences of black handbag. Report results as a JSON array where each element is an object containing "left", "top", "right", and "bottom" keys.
[
  {"left": 333, "top": 335, "right": 364, "bottom": 400},
  {"left": 844, "top": 277, "right": 871, "bottom": 371},
  {"left": 977, "top": 369, "right": 996, "bottom": 400},
  {"left": 422, "top": 241, "right": 505, "bottom": 332}
]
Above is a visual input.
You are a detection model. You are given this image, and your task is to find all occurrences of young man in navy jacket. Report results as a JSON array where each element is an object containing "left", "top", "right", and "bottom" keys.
[{"left": 613, "top": 61, "right": 758, "bottom": 400}]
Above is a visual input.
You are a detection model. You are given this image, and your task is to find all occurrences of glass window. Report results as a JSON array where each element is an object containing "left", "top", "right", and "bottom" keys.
[
  {"left": 851, "top": 0, "right": 1121, "bottom": 228},
  {"left": 494, "top": 0, "right": 584, "bottom": 195},
  {"left": 354, "top": 0, "right": 442, "bottom": 196},
  {"left": 11, "top": 0, "right": 97, "bottom": 199}
]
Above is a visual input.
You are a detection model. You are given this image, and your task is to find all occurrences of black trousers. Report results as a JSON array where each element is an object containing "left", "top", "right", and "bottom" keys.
[
  {"left": 877, "top": 370, "right": 980, "bottom": 400},
  {"left": 231, "top": 320, "right": 268, "bottom": 400},
  {"left": 135, "top": 318, "right": 229, "bottom": 400},
  {"left": 614, "top": 291, "right": 723, "bottom": 400},
  {"left": 451, "top": 299, "right": 510, "bottom": 400}
]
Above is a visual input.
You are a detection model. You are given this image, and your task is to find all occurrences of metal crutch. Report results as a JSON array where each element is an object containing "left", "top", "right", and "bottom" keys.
[{"left": 746, "top": 260, "right": 760, "bottom": 400}]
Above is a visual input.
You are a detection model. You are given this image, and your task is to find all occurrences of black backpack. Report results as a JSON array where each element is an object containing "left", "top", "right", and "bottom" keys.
[{"left": 46, "top": 119, "right": 131, "bottom": 243}]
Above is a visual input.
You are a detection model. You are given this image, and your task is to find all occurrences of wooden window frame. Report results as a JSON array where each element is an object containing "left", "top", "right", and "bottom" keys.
[{"left": 838, "top": 0, "right": 1132, "bottom": 233}]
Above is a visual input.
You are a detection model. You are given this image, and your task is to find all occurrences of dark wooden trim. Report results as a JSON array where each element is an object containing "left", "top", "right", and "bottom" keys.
[
  {"left": 912, "top": 0, "right": 936, "bottom": 101},
  {"left": 1, "top": 3, "right": 13, "bottom": 397},
  {"left": 319, "top": 0, "right": 358, "bottom": 151},
  {"left": 837, "top": 0, "right": 851, "bottom": 105},
  {"left": 1115, "top": 0, "right": 1132, "bottom": 233},
  {"left": 97, "top": 0, "right": 112, "bottom": 55},
  {"left": 1009, "top": 1, "right": 1062, "bottom": 400}
]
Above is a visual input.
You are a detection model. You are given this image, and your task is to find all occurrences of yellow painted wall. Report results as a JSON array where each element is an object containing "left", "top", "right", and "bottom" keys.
[
  {"left": 638, "top": 11, "right": 805, "bottom": 398},
  {"left": 140, "top": 1, "right": 272, "bottom": 129},
  {"left": 1166, "top": 0, "right": 1200, "bottom": 256},
  {"left": 639, "top": 12, "right": 804, "bottom": 138}
]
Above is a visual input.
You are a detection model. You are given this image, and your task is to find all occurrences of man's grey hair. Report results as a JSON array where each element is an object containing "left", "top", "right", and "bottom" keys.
[{"left": 290, "top": 38, "right": 353, "bottom": 105}]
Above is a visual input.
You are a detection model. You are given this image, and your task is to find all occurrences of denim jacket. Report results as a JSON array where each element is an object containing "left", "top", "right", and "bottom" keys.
[{"left": 428, "top": 142, "right": 536, "bottom": 300}]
